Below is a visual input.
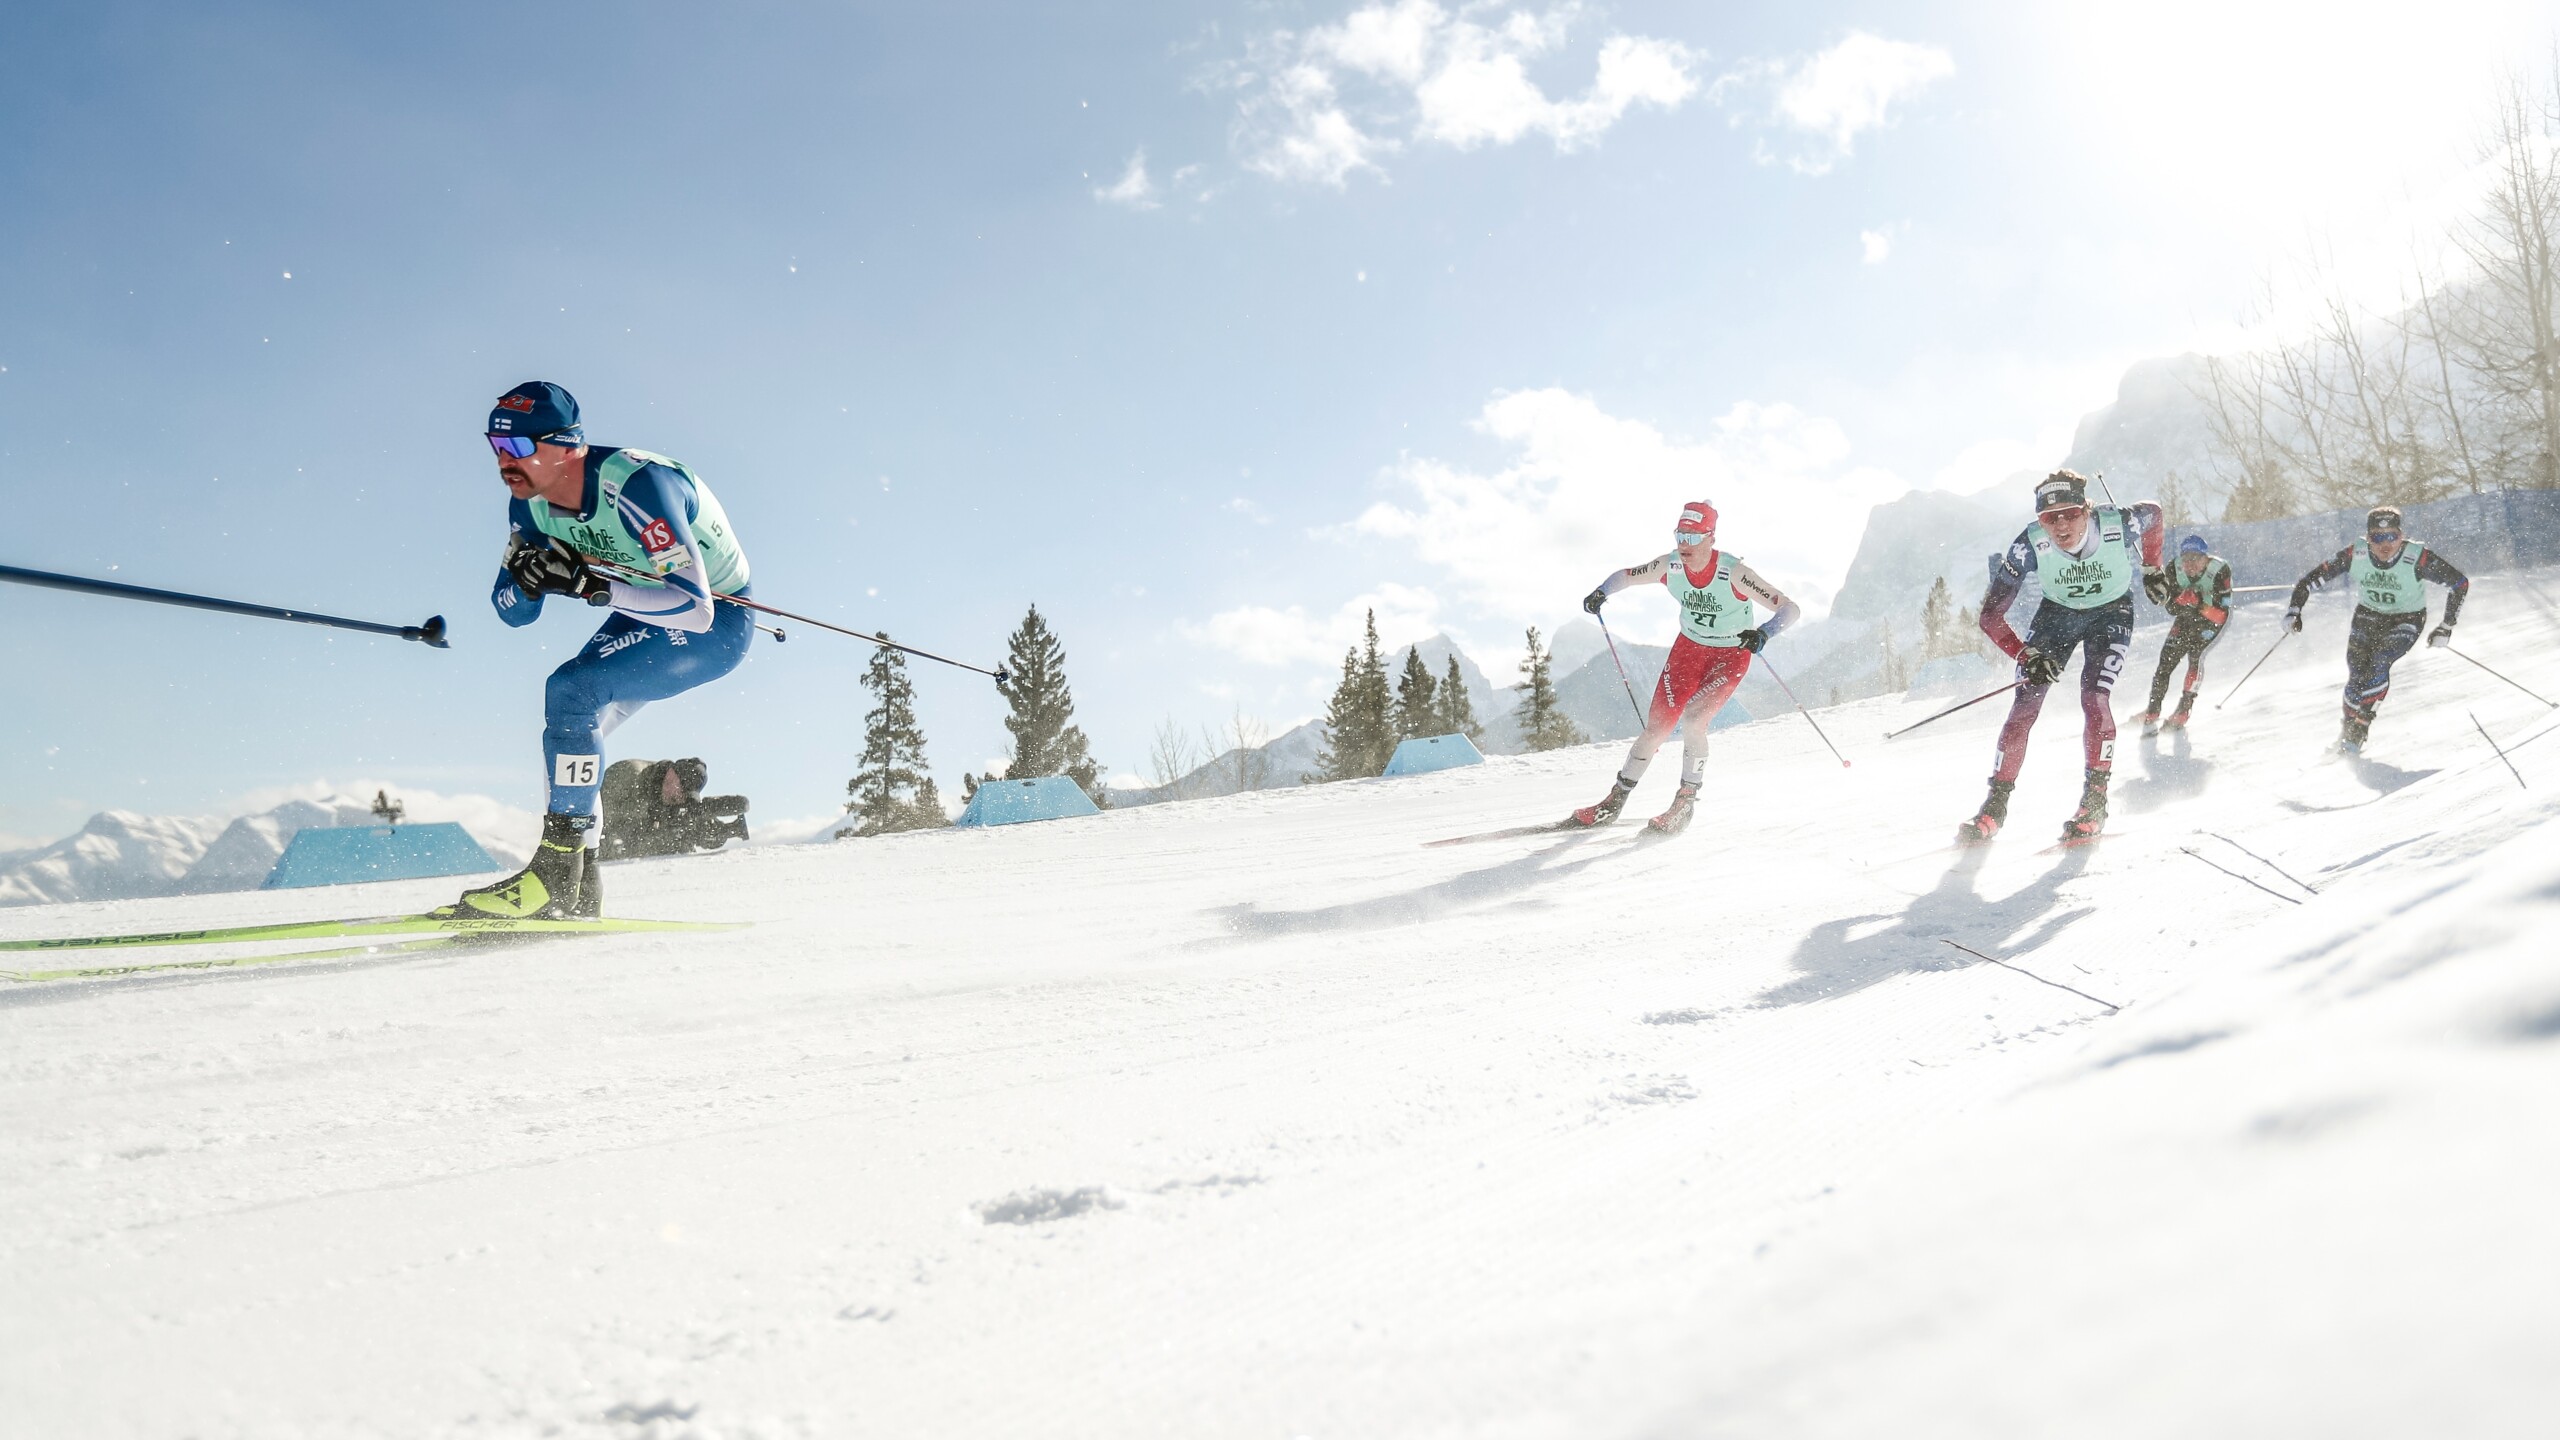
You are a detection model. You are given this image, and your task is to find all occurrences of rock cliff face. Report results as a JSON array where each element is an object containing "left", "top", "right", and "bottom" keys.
[{"left": 2060, "top": 353, "right": 2224, "bottom": 515}]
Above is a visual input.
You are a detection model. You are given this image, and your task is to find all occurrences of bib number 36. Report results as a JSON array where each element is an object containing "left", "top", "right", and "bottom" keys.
[{"left": 554, "top": 754, "right": 601, "bottom": 787}]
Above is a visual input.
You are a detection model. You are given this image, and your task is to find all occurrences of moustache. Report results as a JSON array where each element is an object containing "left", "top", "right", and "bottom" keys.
[{"left": 500, "top": 466, "right": 531, "bottom": 483}]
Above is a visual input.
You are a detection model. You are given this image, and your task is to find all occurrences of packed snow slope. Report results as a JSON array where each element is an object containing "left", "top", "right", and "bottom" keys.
[{"left": 7, "top": 579, "right": 2560, "bottom": 1439}]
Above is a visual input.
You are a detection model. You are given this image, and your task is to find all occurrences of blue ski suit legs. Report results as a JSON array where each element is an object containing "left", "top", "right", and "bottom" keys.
[
  {"left": 1989, "top": 598, "right": 2134, "bottom": 784},
  {"left": 2342, "top": 607, "right": 2424, "bottom": 725},
  {"left": 543, "top": 599, "right": 754, "bottom": 816}
]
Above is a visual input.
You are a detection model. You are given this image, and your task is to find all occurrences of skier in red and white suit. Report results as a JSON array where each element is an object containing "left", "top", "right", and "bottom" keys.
[{"left": 1571, "top": 500, "right": 1801, "bottom": 835}]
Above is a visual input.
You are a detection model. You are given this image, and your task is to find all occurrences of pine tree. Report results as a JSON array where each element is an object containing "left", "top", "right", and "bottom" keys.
[
  {"left": 990, "top": 604, "right": 1107, "bottom": 807},
  {"left": 839, "top": 638, "right": 950, "bottom": 837},
  {"left": 1310, "top": 609, "right": 1395, "bottom": 781},
  {"left": 1514, "top": 626, "right": 1586, "bottom": 751},
  {"left": 1435, "top": 653, "right": 1483, "bottom": 741},
  {"left": 1955, "top": 603, "right": 1994, "bottom": 658},
  {"left": 1878, "top": 623, "right": 1913, "bottom": 692},
  {"left": 1393, "top": 646, "right": 1440, "bottom": 740},
  {"left": 1920, "top": 577, "right": 1955, "bottom": 660}
]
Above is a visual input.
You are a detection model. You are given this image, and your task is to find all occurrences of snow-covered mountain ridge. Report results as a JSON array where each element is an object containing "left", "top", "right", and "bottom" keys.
[
  {"left": 8, "top": 574, "right": 2557, "bottom": 1434},
  {"left": 0, "top": 791, "right": 528, "bottom": 907}
]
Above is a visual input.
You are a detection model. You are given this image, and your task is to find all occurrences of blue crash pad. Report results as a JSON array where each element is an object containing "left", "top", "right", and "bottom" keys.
[
  {"left": 954, "top": 775, "right": 1103, "bottom": 827},
  {"left": 262, "top": 823, "right": 501, "bottom": 889},
  {"left": 1382, "top": 733, "right": 1486, "bottom": 776}
]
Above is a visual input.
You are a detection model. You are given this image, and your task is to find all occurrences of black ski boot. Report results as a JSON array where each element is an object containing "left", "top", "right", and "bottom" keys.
[
  {"left": 1647, "top": 783, "right": 1700, "bottom": 836},
  {"left": 1571, "top": 775, "right": 1637, "bottom": 828},
  {"left": 2335, "top": 713, "right": 2370, "bottom": 755},
  {"left": 1955, "top": 780, "right": 2014, "bottom": 846},
  {"left": 573, "top": 847, "right": 602, "bottom": 920},
  {"left": 2061, "top": 769, "right": 2110, "bottom": 845},
  {"left": 434, "top": 812, "right": 588, "bottom": 920}
]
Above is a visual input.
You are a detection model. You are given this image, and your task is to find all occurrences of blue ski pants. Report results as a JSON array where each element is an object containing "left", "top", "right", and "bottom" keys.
[
  {"left": 543, "top": 600, "right": 754, "bottom": 816},
  {"left": 2342, "top": 607, "right": 2423, "bottom": 723},
  {"left": 1991, "top": 598, "right": 2134, "bottom": 782}
]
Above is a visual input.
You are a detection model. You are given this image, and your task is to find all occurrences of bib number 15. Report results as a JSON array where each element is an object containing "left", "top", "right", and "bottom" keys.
[{"left": 554, "top": 754, "right": 600, "bottom": 787}]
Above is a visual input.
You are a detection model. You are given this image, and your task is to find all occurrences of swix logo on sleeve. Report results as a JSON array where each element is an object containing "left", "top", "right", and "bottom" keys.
[
  {"left": 639, "top": 518, "right": 679, "bottom": 557},
  {"left": 497, "top": 394, "right": 536, "bottom": 412}
]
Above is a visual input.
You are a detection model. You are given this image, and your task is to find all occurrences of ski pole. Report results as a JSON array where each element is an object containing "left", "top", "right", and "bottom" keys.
[
  {"left": 2471, "top": 711, "right": 2528, "bottom": 790},
  {"left": 2215, "top": 629, "right": 2289, "bottom": 710},
  {"left": 2177, "top": 847, "right": 2304, "bottom": 906},
  {"left": 1595, "top": 613, "right": 1648, "bottom": 728},
  {"left": 1883, "top": 681, "right": 2019, "bottom": 741},
  {"left": 1, "top": 562, "right": 447, "bottom": 647},
  {"left": 1938, "top": 938, "right": 2121, "bottom": 1012},
  {"left": 2444, "top": 645, "right": 2556, "bottom": 708},
  {"left": 2206, "top": 831, "right": 2318, "bottom": 894},
  {"left": 583, "top": 559, "right": 1004, "bottom": 682},
  {"left": 1755, "top": 657, "right": 1850, "bottom": 768}
]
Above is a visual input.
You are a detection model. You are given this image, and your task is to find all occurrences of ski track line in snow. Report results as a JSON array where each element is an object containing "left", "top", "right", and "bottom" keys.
[{"left": 5, "top": 578, "right": 2560, "bottom": 1436}]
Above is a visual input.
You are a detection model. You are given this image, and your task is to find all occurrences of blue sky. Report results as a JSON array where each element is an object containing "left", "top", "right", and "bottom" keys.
[{"left": 1, "top": 0, "right": 2548, "bottom": 844}]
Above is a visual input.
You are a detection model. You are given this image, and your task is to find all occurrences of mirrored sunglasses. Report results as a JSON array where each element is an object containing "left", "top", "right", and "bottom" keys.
[
  {"left": 487, "top": 434, "right": 539, "bottom": 459},
  {"left": 1673, "top": 529, "right": 1712, "bottom": 546}
]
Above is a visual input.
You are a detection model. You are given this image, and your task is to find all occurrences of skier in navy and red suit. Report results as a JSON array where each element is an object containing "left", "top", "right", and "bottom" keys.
[
  {"left": 2283, "top": 504, "right": 2469, "bottom": 754},
  {"left": 1959, "top": 470, "right": 2166, "bottom": 846}
]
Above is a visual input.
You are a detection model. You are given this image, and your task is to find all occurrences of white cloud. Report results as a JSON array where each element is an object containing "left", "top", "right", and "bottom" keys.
[
  {"left": 1860, "top": 227, "right": 1894, "bottom": 264},
  {"left": 1095, "top": 150, "right": 1159, "bottom": 209},
  {"left": 1722, "top": 31, "right": 1953, "bottom": 175},
  {"left": 1227, "top": 2, "right": 1698, "bottom": 186},
  {"left": 1351, "top": 389, "right": 1905, "bottom": 633},
  {"left": 1930, "top": 431, "right": 2072, "bottom": 496},
  {"left": 1184, "top": 583, "right": 1445, "bottom": 668},
  {"left": 1237, "top": 59, "right": 1385, "bottom": 186}
]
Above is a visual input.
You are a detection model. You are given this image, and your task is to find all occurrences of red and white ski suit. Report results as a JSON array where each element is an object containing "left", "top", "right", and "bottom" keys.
[{"left": 1593, "top": 550, "right": 1800, "bottom": 787}]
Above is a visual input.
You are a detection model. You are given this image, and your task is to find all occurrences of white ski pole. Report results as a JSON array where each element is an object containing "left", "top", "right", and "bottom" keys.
[
  {"left": 1755, "top": 657, "right": 1850, "bottom": 768},
  {"left": 1595, "top": 613, "right": 1648, "bottom": 728}
]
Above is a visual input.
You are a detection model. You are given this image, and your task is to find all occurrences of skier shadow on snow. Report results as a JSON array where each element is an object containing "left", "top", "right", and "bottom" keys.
[
  {"left": 1205, "top": 833, "right": 1625, "bottom": 942},
  {"left": 1754, "top": 846, "right": 2095, "bottom": 1010},
  {"left": 2274, "top": 754, "right": 2439, "bottom": 814},
  {"left": 2114, "top": 730, "right": 2215, "bottom": 815}
]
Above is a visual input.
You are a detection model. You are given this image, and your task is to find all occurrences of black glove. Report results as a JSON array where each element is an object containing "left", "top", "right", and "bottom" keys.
[
  {"left": 2283, "top": 607, "right": 2304, "bottom": 634},
  {"left": 2018, "top": 646, "right": 2065, "bottom": 686},
  {"left": 506, "top": 538, "right": 611, "bottom": 605},
  {"left": 2142, "top": 566, "right": 2171, "bottom": 606},
  {"left": 1736, "top": 627, "right": 1769, "bottom": 654},
  {"left": 1582, "top": 588, "right": 1608, "bottom": 615},
  {"left": 2428, "top": 623, "right": 2453, "bottom": 649}
]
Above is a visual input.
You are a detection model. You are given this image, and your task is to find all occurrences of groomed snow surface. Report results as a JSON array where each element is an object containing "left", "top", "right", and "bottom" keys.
[{"left": 7, "top": 582, "right": 2560, "bottom": 1439}]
